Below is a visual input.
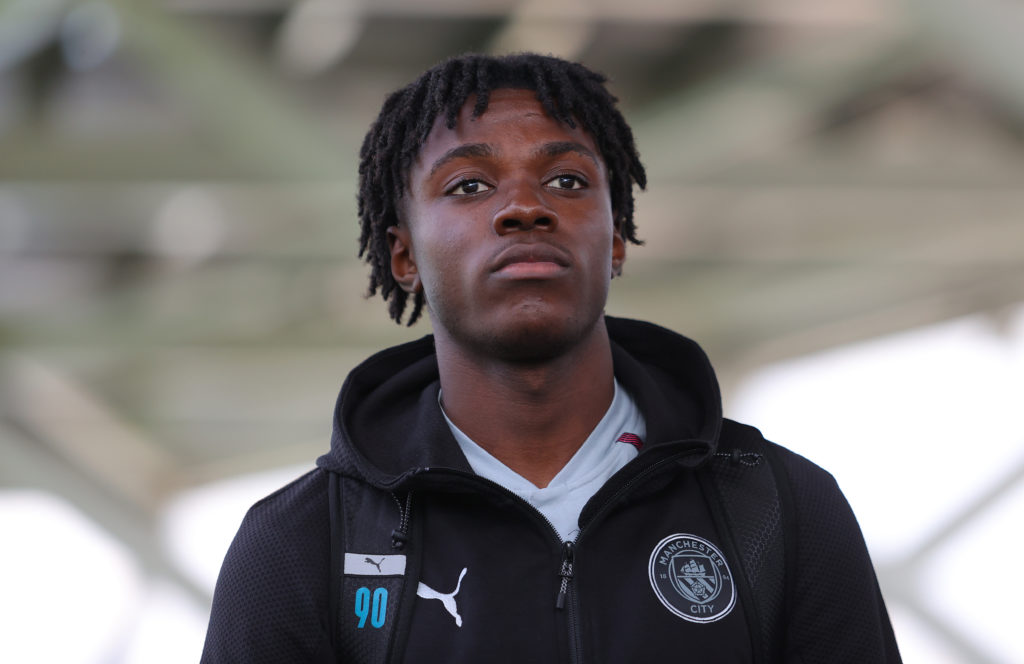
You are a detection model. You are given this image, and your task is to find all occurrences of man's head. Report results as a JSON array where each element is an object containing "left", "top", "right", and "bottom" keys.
[{"left": 358, "top": 52, "right": 647, "bottom": 327}]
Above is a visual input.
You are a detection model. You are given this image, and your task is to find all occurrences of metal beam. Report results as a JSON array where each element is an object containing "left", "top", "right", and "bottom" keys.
[{"left": 2, "top": 354, "right": 182, "bottom": 509}]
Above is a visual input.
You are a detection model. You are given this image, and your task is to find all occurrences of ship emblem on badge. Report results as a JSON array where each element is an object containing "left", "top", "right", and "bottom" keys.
[{"left": 648, "top": 534, "right": 736, "bottom": 623}]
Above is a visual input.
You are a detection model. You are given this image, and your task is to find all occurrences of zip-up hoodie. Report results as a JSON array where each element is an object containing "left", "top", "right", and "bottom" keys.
[{"left": 202, "top": 317, "right": 901, "bottom": 663}]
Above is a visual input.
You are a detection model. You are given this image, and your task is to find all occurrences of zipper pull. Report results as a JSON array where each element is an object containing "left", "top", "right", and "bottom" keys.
[{"left": 556, "top": 541, "right": 575, "bottom": 610}]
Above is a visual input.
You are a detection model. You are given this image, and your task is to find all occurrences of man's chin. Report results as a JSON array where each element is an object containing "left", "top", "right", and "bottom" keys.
[{"left": 471, "top": 312, "right": 603, "bottom": 365}]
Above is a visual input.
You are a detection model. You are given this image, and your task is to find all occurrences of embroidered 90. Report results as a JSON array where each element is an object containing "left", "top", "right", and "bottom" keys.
[{"left": 354, "top": 587, "right": 388, "bottom": 628}]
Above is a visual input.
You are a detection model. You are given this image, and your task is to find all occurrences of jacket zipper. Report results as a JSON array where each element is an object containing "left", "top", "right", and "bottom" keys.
[
  {"left": 556, "top": 540, "right": 574, "bottom": 610},
  {"left": 556, "top": 540, "right": 583, "bottom": 664}
]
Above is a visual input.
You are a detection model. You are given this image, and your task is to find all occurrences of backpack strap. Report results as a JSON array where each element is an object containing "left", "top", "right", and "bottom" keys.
[
  {"left": 699, "top": 419, "right": 792, "bottom": 664},
  {"left": 328, "top": 473, "right": 419, "bottom": 663}
]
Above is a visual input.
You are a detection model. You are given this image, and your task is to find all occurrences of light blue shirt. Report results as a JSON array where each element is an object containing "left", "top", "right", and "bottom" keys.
[{"left": 442, "top": 380, "right": 646, "bottom": 542}]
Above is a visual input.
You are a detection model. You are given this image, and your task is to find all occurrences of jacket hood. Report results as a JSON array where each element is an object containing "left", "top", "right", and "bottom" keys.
[{"left": 316, "top": 317, "right": 723, "bottom": 489}]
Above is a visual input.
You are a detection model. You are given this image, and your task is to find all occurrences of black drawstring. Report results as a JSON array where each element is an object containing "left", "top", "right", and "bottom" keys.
[{"left": 390, "top": 491, "right": 413, "bottom": 549}]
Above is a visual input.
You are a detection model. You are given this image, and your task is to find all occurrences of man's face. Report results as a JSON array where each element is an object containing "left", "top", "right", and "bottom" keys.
[{"left": 389, "top": 88, "right": 624, "bottom": 362}]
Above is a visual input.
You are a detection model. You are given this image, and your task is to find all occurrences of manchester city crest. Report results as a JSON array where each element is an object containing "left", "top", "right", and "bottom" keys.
[{"left": 648, "top": 533, "right": 736, "bottom": 623}]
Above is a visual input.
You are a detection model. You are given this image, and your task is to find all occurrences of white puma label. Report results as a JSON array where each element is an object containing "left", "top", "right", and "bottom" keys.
[
  {"left": 416, "top": 567, "right": 468, "bottom": 627},
  {"left": 343, "top": 553, "right": 406, "bottom": 576}
]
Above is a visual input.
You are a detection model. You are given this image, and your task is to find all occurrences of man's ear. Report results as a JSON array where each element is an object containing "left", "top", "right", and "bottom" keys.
[
  {"left": 387, "top": 225, "right": 422, "bottom": 293},
  {"left": 611, "top": 225, "right": 626, "bottom": 278}
]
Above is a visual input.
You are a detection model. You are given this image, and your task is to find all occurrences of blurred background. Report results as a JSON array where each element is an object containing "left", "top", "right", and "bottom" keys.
[{"left": 1, "top": 0, "right": 1022, "bottom": 661}]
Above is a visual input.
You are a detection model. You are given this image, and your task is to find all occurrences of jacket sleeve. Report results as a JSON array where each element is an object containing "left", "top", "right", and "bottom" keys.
[
  {"left": 201, "top": 471, "right": 336, "bottom": 664},
  {"left": 771, "top": 445, "right": 902, "bottom": 663}
]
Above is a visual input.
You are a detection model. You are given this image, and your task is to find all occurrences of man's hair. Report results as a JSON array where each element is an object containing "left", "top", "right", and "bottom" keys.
[{"left": 357, "top": 52, "right": 647, "bottom": 325}]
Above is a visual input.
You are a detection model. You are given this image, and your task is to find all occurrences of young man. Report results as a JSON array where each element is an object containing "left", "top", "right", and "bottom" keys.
[{"left": 202, "top": 53, "right": 901, "bottom": 663}]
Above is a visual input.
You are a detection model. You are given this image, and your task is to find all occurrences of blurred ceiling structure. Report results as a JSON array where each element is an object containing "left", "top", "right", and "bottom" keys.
[{"left": 1, "top": 0, "right": 1023, "bottom": 650}]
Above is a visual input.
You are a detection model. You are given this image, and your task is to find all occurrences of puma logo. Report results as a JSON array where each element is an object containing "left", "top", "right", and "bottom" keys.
[
  {"left": 416, "top": 567, "right": 468, "bottom": 627},
  {"left": 364, "top": 556, "right": 384, "bottom": 573}
]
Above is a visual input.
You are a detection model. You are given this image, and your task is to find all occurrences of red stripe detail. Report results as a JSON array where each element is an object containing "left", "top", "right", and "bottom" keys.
[{"left": 616, "top": 432, "right": 643, "bottom": 450}]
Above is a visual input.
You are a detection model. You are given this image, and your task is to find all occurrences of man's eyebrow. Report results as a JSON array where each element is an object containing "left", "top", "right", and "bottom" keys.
[
  {"left": 428, "top": 143, "right": 494, "bottom": 178},
  {"left": 536, "top": 141, "right": 600, "bottom": 166}
]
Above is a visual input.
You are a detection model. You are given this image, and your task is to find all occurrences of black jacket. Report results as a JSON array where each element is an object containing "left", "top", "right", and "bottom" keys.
[{"left": 202, "top": 317, "right": 901, "bottom": 663}]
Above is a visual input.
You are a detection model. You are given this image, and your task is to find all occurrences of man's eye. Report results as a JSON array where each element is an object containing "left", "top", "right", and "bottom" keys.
[
  {"left": 545, "top": 174, "right": 586, "bottom": 190},
  {"left": 447, "top": 179, "right": 492, "bottom": 196}
]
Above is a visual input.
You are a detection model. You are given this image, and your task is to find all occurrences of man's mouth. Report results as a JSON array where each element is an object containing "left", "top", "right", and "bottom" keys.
[{"left": 490, "top": 244, "right": 570, "bottom": 279}]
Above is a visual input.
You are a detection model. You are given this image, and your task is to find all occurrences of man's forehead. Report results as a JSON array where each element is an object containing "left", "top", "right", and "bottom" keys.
[
  {"left": 415, "top": 88, "right": 600, "bottom": 165},
  {"left": 425, "top": 140, "right": 602, "bottom": 181}
]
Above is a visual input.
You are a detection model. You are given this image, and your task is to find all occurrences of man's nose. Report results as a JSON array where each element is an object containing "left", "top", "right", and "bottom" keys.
[{"left": 492, "top": 181, "right": 558, "bottom": 235}]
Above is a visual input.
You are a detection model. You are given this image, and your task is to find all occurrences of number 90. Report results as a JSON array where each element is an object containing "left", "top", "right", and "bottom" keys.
[{"left": 354, "top": 587, "right": 388, "bottom": 629}]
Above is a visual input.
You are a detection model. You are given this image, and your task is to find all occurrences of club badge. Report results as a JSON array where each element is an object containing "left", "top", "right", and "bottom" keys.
[{"left": 648, "top": 533, "right": 736, "bottom": 623}]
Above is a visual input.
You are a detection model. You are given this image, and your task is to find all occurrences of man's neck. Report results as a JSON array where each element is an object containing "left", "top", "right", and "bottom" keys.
[{"left": 435, "top": 322, "right": 615, "bottom": 489}]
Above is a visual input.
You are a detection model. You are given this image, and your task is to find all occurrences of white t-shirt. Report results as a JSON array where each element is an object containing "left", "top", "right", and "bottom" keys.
[{"left": 441, "top": 380, "right": 646, "bottom": 542}]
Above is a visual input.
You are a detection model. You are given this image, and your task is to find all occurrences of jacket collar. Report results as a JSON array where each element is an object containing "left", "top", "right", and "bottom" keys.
[{"left": 317, "top": 317, "right": 722, "bottom": 488}]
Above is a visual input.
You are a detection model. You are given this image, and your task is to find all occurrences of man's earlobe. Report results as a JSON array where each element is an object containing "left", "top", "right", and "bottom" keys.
[
  {"left": 611, "top": 229, "right": 626, "bottom": 278},
  {"left": 387, "top": 226, "right": 423, "bottom": 294}
]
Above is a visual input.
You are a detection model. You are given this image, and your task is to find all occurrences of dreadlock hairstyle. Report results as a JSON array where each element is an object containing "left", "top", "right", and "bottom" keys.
[{"left": 357, "top": 52, "right": 647, "bottom": 325}]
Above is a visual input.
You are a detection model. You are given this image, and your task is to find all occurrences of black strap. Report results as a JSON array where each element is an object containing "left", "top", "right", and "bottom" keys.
[
  {"left": 763, "top": 438, "right": 799, "bottom": 648},
  {"left": 701, "top": 420, "right": 788, "bottom": 664},
  {"left": 328, "top": 474, "right": 414, "bottom": 663}
]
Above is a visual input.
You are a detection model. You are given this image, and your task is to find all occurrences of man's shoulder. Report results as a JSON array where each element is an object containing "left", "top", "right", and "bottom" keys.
[
  {"left": 203, "top": 469, "right": 336, "bottom": 663},
  {"left": 228, "top": 468, "right": 332, "bottom": 563},
  {"left": 209, "top": 469, "right": 334, "bottom": 622}
]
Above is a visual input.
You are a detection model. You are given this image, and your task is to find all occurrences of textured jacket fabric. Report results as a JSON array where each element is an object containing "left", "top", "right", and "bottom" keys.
[{"left": 201, "top": 317, "right": 901, "bottom": 663}]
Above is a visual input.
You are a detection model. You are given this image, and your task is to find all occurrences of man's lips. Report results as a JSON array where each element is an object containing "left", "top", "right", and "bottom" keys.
[{"left": 490, "top": 243, "right": 571, "bottom": 278}]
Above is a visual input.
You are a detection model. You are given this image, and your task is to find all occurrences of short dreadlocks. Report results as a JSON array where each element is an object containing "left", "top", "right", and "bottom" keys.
[{"left": 357, "top": 52, "right": 647, "bottom": 325}]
